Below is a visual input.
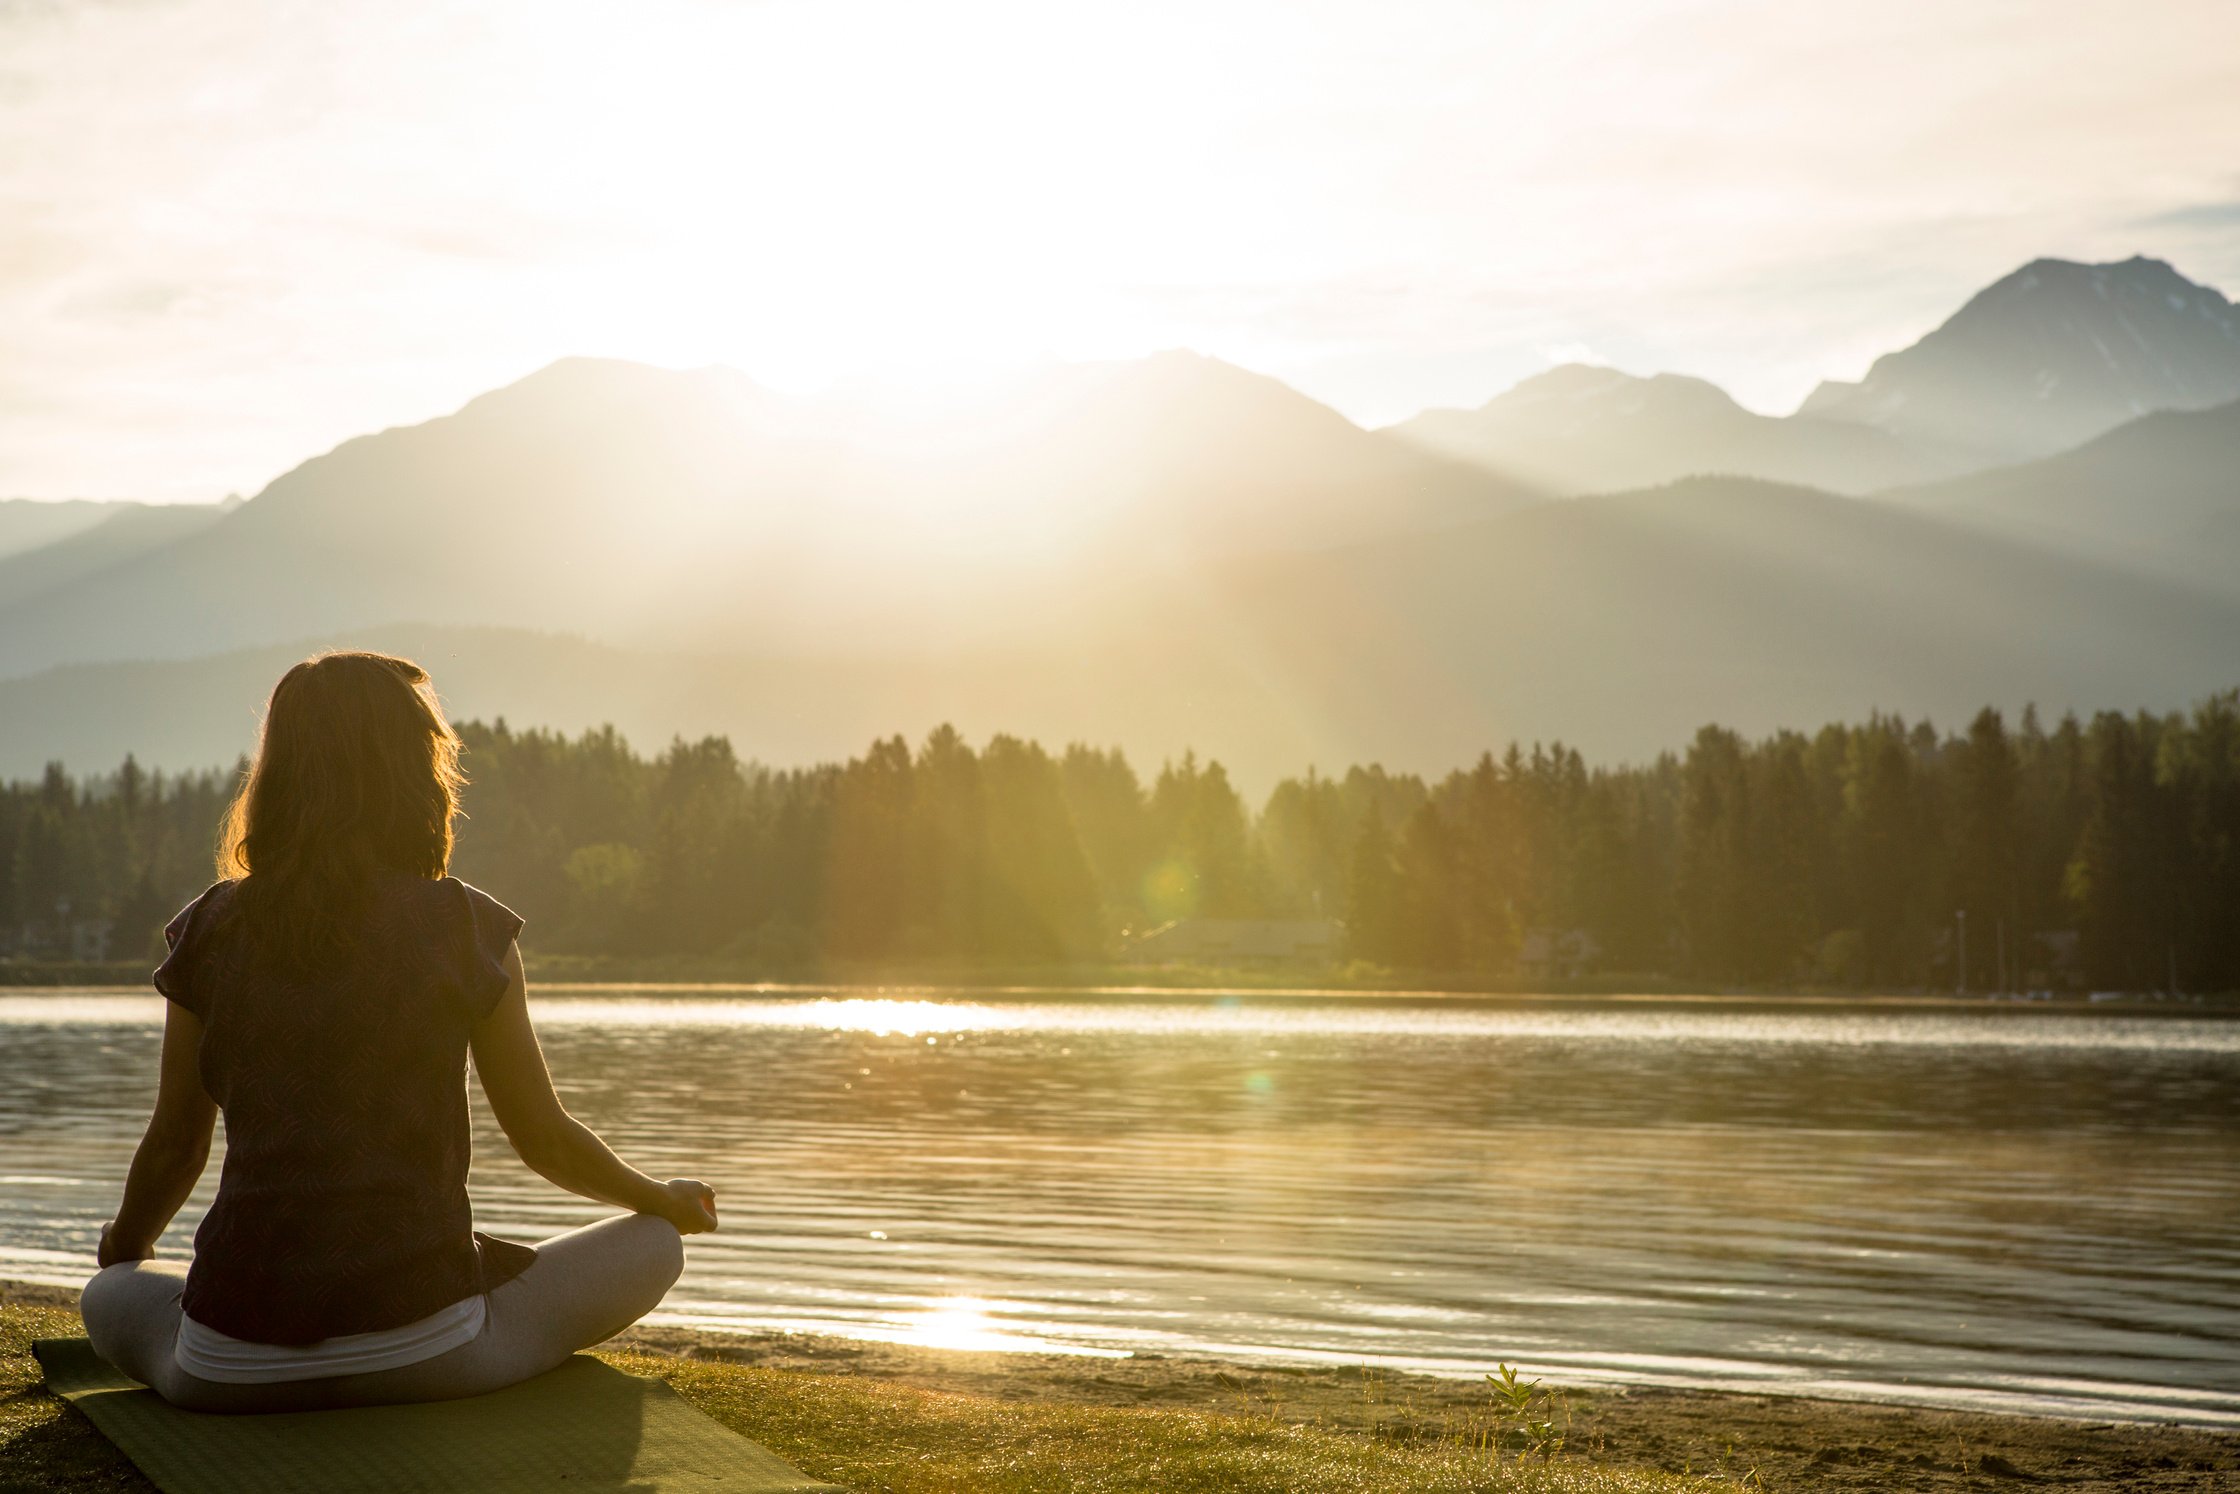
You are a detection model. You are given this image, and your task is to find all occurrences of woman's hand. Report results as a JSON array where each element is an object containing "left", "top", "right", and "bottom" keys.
[
  {"left": 476, "top": 950, "right": 720, "bottom": 1231},
  {"left": 103, "top": 1001, "right": 215, "bottom": 1272},
  {"left": 97, "top": 1221, "right": 155, "bottom": 1269},
  {"left": 655, "top": 1179, "right": 718, "bottom": 1234}
]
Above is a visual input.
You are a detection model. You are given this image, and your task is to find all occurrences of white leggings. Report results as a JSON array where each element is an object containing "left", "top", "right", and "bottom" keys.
[{"left": 80, "top": 1213, "right": 684, "bottom": 1414}]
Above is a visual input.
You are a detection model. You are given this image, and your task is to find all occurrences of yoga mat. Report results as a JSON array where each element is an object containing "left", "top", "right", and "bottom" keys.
[{"left": 35, "top": 1339, "right": 846, "bottom": 1493}]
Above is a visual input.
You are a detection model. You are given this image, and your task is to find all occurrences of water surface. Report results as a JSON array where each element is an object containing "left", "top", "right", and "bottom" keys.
[{"left": 3, "top": 990, "right": 2235, "bottom": 1424}]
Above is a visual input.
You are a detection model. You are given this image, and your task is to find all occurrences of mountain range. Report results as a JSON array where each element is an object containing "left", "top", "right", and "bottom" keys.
[
  {"left": 2, "top": 254, "right": 2235, "bottom": 784},
  {"left": 0, "top": 352, "right": 1529, "bottom": 676},
  {"left": 1393, "top": 255, "right": 2240, "bottom": 494}
]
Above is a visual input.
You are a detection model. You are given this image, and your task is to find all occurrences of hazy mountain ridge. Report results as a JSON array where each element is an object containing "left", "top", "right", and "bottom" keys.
[
  {"left": 0, "top": 496, "right": 232, "bottom": 564},
  {"left": 0, "top": 497, "right": 238, "bottom": 609},
  {"left": 6, "top": 475, "right": 2235, "bottom": 785},
  {"left": 0, "top": 352, "right": 1528, "bottom": 675},
  {"left": 1388, "top": 363, "right": 1961, "bottom": 495},
  {"left": 0, "top": 499, "right": 122, "bottom": 561},
  {"left": 1884, "top": 394, "right": 2240, "bottom": 538},
  {"left": 1881, "top": 394, "right": 2240, "bottom": 593},
  {"left": 1169, "top": 475, "right": 2240, "bottom": 774}
]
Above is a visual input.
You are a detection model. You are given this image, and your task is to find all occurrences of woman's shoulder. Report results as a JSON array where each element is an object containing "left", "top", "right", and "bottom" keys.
[
  {"left": 154, "top": 880, "right": 242, "bottom": 1010},
  {"left": 165, "top": 879, "right": 242, "bottom": 943},
  {"left": 420, "top": 877, "right": 524, "bottom": 1018},
  {"left": 376, "top": 872, "right": 506, "bottom": 909},
  {"left": 401, "top": 875, "right": 525, "bottom": 954},
  {"left": 424, "top": 875, "right": 518, "bottom": 921}
]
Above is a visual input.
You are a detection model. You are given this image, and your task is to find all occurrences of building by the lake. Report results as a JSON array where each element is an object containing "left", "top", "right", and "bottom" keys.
[{"left": 1125, "top": 918, "right": 1340, "bottom": 966}]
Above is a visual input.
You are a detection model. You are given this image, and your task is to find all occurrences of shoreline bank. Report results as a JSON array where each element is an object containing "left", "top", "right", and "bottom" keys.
[
  {"left": 2, "top": 973, "right": 2233, "bottom": 1018},
  {"left": 7, "top": 952, "right": 2239, "bottom": 1008},
  {"left": 8, "top": 1285, "right": 2225, "bottom": 1490},
  {"left": 608, "top": 1322, "right": 2238, "bottom": 1489}
]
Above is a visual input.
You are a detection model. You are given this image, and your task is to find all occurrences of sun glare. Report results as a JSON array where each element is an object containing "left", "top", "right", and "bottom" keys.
[
  {"left": 500, "top": 0, "right": 1536, "bottom": 421},
  {"left": 905, "top": 1297, "right": 1011, "bottom": 1353},
  {"left": 894, "top": 1297, "right": 1135, "bottom": 1358},
  {"left": 802, "top": 998, "right": 997, "bottom": 1037},
  {"left": 501, "top": 1, "right": 1243, "bottom": 393}
]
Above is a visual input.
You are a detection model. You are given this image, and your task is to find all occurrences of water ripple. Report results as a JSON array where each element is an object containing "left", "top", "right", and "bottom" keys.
[{"left": 1, "top": 990, "right": 2235, "bottom": 1424}]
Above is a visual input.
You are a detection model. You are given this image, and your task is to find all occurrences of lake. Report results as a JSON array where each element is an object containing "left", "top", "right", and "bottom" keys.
[{"left": 2, "top": 990, "right": 2236, "bottom": 1425}]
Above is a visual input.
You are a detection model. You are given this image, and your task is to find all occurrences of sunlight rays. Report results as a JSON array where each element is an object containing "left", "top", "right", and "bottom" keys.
[{"left": 17, "top": 0, "right": 2240, "bottom": 498}]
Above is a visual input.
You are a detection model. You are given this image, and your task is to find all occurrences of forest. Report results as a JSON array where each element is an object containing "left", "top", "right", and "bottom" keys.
[{"left": 2, "top": 693, "right": 2236, "bottom": 992}]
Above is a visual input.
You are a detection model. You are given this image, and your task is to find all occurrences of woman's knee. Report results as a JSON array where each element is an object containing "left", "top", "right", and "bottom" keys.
[
  {"left": 80, "top": 1262, "right": 128, "bottom": 1326},
  {"left": 527, "top": 1212, "right": 684, "bottom": 1313},
  {"left": 81, "top": 1262, "right": 180, "bottom": 1330},
  {"left": 620, "top": 1213, "right": 685, "bottom": 1295},
  {"left": 586, "top": 1213, "right": 684, "bottom": 1331},
  {"left": 482, "top": 1213, "right": 685, "bottom": 1362},
  {"left": 79, "top": 1262, "right": 186, "bottom": 1383}
]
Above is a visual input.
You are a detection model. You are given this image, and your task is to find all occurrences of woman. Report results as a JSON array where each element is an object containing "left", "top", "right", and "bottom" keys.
[{"left": 81, "top": 651, "right": 717, "bottom": 1413}]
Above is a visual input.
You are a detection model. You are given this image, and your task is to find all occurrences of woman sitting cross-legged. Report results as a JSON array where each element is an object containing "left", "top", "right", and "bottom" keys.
[{"left": 81, "top": 650, "right": 718, "bottom": 1413}]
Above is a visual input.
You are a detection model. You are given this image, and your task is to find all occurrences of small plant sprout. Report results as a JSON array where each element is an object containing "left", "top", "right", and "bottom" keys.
[{"left": 1487, "top": 1362, "right": 1568, "bottom": 1461}]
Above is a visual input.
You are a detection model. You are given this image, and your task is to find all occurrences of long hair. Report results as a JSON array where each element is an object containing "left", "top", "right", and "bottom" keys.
[{"left": 217, "top": 651, "right": 464, "bottom": 970}]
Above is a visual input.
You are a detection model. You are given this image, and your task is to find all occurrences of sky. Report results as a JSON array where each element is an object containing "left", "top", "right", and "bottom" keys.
[{"left": 4, "top": 0, "right": 2239, "bottom": 503}]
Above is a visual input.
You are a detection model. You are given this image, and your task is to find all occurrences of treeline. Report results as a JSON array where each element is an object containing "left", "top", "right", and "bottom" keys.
[
  {"left": 4, "top": 695, "right": 2237, "bottom": 990},
  {"left": 0, "top": 758, "right": 236, "bottom": 964}
]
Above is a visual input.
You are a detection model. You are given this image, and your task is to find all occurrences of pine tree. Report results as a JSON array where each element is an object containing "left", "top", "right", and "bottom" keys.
[{"left": 1343, "top": 811, "right": 1401, "bottom": 964}]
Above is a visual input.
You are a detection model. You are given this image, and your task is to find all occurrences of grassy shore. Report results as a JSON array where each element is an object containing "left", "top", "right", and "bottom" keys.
[
  {"left": 0, "top": 1292, "right": 1700, "bottom": 1494},
  {"left": 6, "top": 1289, "right": 2233, "bottom": 1492}
]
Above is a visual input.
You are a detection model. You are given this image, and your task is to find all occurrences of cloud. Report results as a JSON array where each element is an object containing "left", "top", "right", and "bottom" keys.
[
  {"left": 57, "top": 279, "right": 203, "bottom": 325},
  {"left": 1538, "top": 343, "right": 1608, "bottom": 370},
  {"left": 4, "top": 0, "right": 2240, "bottom": 498},
  {"left": 2136, "top": 199, "right": 2240, "bottom": 230}
]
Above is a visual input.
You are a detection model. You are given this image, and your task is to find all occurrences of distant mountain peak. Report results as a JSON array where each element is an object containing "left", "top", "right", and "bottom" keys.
[
  {"left": 1969, "top": 256, "right": 2230, "bottom": 321},
  {"left": 1388, "top": 362, "right": 1943, "bottom": 496},
  {"left": 2012, "top": 253, "right": 2174, "bottom": 277},
  {"left": 1504, "top": 365, "right": 1747, "bottom": 420},
  {"left": 1503, "top": 362, "right": 1634, "bottom": 398},
  {"left": 1801, "top": 256, "right": 2240, "bottom": 459}
]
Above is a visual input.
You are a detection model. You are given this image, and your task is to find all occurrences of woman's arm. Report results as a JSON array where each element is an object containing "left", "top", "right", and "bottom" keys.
[
  {"left": 470, "top": 941, "right": 717, "bottom": 1233},
  {"left": 99, "top": 1000, "right": 219, "bottom": 1267}
]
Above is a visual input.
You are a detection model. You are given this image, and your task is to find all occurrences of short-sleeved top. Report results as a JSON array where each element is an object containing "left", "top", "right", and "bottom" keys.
[{"left": 154, "top": 873, "right": 536, "bottom": 1346}]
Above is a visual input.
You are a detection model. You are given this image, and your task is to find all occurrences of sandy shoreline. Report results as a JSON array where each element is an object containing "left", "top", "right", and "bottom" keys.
[
  {"left": 602, "top": 1323, "right": 2238, "bottom": 1490},
  {"left": 7, "top": 1280, "right": 2231, "bottom": 1489}
]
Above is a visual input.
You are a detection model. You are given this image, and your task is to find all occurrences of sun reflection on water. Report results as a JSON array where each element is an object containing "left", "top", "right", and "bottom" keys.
[
  {"left": 10, "top": 993, "right": 2238, "bottom": 1054},
  {"left": 802, "top": 999, "right": 999, "bottom": 1036},
  {"left": 906, "top": 1296, "right": 1009, "bottom": 1352},
  {"left": 5, "top": 991, "right": 2237, "bottom": 1418},
  {"left": 512, "top": 995, "right": 1008, "bottom": 1033},
  {"left": 891, "top": 1296, "right": 1135, "bottom": 1357}
]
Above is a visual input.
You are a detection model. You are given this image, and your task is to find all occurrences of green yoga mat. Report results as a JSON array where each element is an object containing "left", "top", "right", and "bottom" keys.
[{"left": 35, "top": 1338, "right": 846, "bottom": 1493}]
